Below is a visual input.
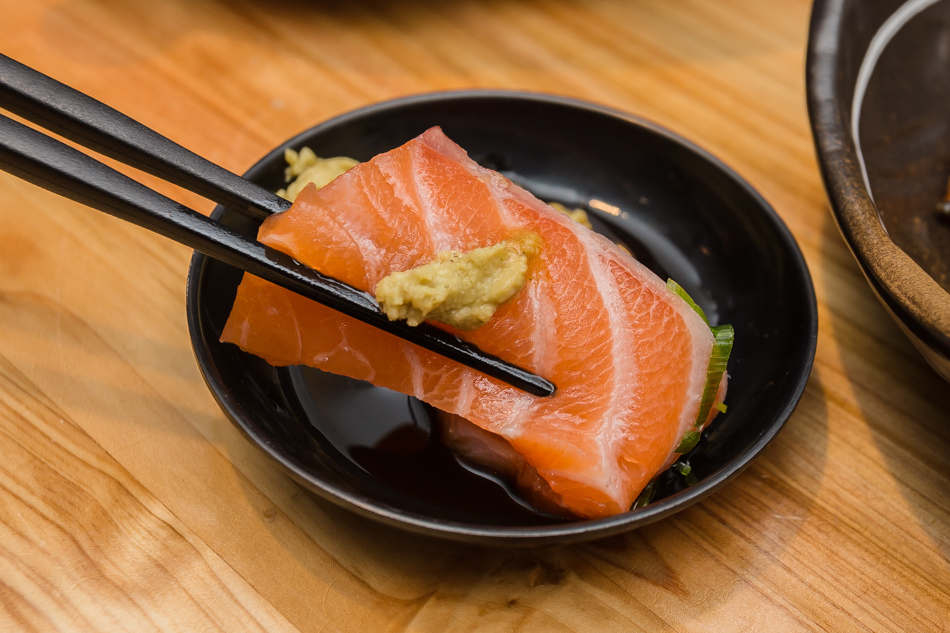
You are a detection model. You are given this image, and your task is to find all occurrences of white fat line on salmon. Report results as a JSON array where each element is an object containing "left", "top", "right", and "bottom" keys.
[
  {"left": 571, "top": 224, "right": 638, "bottom": 502},
  {"left": 473, "top": 373, "right": 536, "bottom": 438},
  {"left": 495, "top": 178, "right": 627, "bottom": 496},
  {"left": 599, "top": 229, "right": 709, "bottom": 454},
  {"left": 403, "top": 344, "right": 478, "bottom": 417},
  {"left": 354, "top": 235, "right": 383, "bottom": 288},
  {"left": 374, "top": 148, "right": 440, "bottom": 256},
  {"left": 287, "top": 304, "right": 304, "bottom": 360},
  {"left": 312, "top": 327, "right": 377, "bottom": 382},
  {"left": 407, "top": 143, "right": 459, "bottom": 252},
  {"left": 261, "top": 287, "right": 304, "bottom": 358},
  {"left": 484, "top": 189, "right": 552, "bottom": 434},
  {"left": 353, "top": 167, "right": 395, "bottom": 282},
  {"left": 237, "top": 318, "right": 252, "bottom": 345},
  {"left": 329, "top": 179, "right": 382, "bottom": 286},
  {"left": 660, "top": 287, "right": 711, "bottom": 447},
  {"left": 456, "top": 369, "right": 476, "bottom": 422},
  {"left": 524, "top": 268, "right": 554, "bottom": 382},
  {"left": 404, "top": 344, "right": 424, "bottom": 401}
]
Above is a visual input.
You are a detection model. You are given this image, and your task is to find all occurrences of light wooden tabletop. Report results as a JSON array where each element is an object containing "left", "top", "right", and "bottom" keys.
[{"left": 2, "top": 0, "right": 949, "bottom": 631}]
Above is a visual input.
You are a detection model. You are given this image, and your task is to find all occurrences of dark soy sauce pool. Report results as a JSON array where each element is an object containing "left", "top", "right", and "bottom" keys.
[
  {"left": 282, "top": 366, "right": 561, "bottom": 525},
  {"left": 278, "top": 190, "right": 715, "bottom": 525}
]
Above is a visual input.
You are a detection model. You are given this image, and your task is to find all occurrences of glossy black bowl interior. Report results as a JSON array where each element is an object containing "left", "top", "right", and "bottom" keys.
[
  {"left": 808, "top": 0, "right": 950, "bottom": 381},
  {"left": 186, "top": 92, "right": 817, "bottom": 545}
]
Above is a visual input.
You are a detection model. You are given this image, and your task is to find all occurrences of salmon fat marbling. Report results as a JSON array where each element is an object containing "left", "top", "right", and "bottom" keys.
[{"left": 221, "top": 127, "right": 732, "bottom": 520}]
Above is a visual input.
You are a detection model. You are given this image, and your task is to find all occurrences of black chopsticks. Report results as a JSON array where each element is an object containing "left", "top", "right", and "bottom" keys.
[{"left": 0, "top": 54, "right": 556, "bottom": 398}]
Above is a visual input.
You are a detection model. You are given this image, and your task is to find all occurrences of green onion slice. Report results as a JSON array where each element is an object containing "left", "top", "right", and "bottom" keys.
[
  {"left": 672, "top": 459, "right": 699, "bottom": 486},
  {"left": 672, "top": 460, "right": 692, "bottom": 477},
  {"left": 633, "top": 481, "right": 658, "bottom": 509},
  {"left": 667, "top": 278, "right": 708, "bottom": 325},
  {"left": 695, "top": 324, "right": 734, "bottom": 427},
  {"left": 667, "top": 279, "right": 735, "bottom": 454},
  {"left": 675, "top": 430, "right": 701, "bottom": 453}
]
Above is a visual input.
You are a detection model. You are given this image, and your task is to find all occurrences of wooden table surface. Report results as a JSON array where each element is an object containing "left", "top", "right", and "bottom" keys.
[{"left": 2, "top": 0, "right": 949, "bottom": 631}]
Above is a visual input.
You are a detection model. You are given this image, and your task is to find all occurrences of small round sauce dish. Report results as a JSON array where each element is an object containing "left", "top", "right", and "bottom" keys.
[{"left": 186, "top": 92, "right": 817, "bottom": 545}]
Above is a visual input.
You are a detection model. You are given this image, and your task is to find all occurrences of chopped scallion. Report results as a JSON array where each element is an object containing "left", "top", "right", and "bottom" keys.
[
  {"left": 666, "top": 279, "right": 735, "bottom": 454},
  {"left": 675, "top": 430, "right": 701, "bottom": 453},
  {"left": 633, "top": 481, "right": 658, "bottom": 509},
  {"left": 694, "top": 324, "right": 734, "bottom": 427},
  {"left": 667, "top": 278, "right": 708, "bottom": 325},
  {"left": 672, "top": 459, "right": 699, "bottom": 486},
  {"left": 672, "top": 460, "right": 692, "bottom": 476}
]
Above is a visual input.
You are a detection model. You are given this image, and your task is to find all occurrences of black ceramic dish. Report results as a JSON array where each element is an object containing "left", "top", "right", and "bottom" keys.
[
  {"left": 808, "top": 0, "right": 950, "bottom": 382},
  {"left": 186, "top": 92, "right": 817, "bottom": 546}
]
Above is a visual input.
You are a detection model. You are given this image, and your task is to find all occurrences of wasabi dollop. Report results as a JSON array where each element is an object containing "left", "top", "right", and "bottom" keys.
[
  {"left": 374, "top": 232, "right": 543, "bottom": 330},
  {"left": 277, "top": 147, "right": 358, "bottom": 201}
]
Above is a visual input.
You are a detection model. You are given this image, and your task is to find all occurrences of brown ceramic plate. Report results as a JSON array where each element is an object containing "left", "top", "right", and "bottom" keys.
[{"left": 808, "top": 0, "right": 950, "bottom": 381}]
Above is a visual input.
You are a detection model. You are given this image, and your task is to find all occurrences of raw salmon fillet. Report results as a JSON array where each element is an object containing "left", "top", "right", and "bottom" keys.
[{"left": 222, "top": 127, "right": 723, "bottom": 519}]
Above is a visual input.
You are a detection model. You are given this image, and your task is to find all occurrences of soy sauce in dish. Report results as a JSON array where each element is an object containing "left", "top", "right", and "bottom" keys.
[{"left": 282, "top": 365, "right": 564, "bottom": 525}]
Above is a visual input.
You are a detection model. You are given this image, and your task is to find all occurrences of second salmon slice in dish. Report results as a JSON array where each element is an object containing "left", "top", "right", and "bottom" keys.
[{"left": 221, "top": 127, "right": 729, "bottom": 520}]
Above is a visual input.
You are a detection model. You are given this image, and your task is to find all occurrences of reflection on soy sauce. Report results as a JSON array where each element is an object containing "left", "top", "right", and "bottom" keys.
[
  {"left": 285, "top": 366, "right": 565, "bottom": 525},
  {"left": 282, "top": 193, "right": 712, "bottom": 523}
]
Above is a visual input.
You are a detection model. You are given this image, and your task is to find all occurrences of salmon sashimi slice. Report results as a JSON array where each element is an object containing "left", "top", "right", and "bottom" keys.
[{"left": 221, "top": 127, "right": 724, "bottom": 519}]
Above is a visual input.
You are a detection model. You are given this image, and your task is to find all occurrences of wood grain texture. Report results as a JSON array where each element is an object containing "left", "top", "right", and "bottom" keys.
[{"left": 1, "top": 0, "right": 949, "bottom": 631}]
